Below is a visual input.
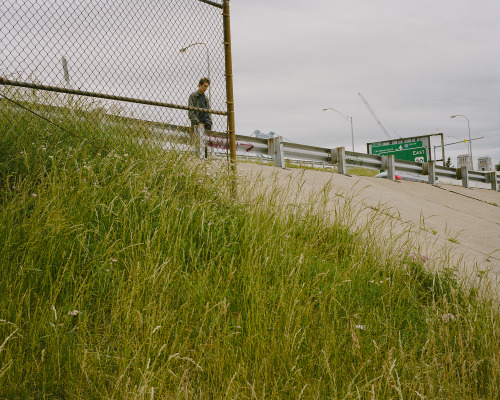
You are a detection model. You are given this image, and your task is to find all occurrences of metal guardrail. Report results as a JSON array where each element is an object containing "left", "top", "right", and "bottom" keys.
[{"left": 230, "top": 134, "right": 499, "bottom": 191}]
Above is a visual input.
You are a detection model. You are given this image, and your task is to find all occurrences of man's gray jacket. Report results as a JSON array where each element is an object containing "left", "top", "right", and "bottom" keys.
[{"left": 188, "top": 91, "right": 212, "bottom": 126}]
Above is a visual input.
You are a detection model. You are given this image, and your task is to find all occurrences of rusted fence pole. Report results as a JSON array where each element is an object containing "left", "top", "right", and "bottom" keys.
[{"left": 223, "top": 0, "right": 237, "bottom": 171}]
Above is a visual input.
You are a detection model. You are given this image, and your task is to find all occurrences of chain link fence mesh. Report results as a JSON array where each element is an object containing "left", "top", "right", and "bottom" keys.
[{"left": 1, "top": 0, "right": 231, "bottom": 158}]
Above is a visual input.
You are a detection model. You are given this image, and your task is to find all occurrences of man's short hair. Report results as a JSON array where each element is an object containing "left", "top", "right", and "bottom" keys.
[{"left": 199, "top": 77, "right": 210, "bottom": 86}]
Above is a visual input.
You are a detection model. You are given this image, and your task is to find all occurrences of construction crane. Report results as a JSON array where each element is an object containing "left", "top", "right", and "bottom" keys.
[{"left": 358, "top": 93, "right": 392, "bottom": 140}]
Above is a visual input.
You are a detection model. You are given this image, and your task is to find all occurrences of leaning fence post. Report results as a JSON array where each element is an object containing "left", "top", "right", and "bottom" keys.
[
  {"left": 332, "top": 146, "right": 346, "bottom": 175},
  {"left": 270, "top": 136, "right": 285, "bottom": 168},
  {"left": 427, "top": 161, "right": 436, "bottom": 185},
  {"left": 460, "top": 166, "right": 469, "bottom": 188}
]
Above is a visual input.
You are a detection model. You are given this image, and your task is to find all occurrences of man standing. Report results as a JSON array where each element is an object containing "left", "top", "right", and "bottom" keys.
[{"left": 188, "top": 77, "right": 212, "bottom": 131}]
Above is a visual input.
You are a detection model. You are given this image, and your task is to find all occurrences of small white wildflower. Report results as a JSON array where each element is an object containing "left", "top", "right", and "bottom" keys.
[
  {"left": 355, "top": 325, "right": 366, "bottom": 330},
  {"left": 32, "top": 193, "right": 37, "bottom": 197},
  {"left": 441, "top": 313, "right": 455, "bottom": 322},
  {"left": 68, "top": 310, "right": 79, "bottom": 316},
  {"left": 111, "top": 259, "right": 118, "bottom": 262}
]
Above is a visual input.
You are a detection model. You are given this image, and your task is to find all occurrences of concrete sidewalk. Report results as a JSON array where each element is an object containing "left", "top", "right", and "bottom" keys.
[{"left": 238, "top": 163, "right": 500, "bottom": 295}]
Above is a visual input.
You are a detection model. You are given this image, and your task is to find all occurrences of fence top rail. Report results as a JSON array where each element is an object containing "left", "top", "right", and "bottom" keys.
[{"left": 0, "top": 77, "right": 228, "bottom": 116}]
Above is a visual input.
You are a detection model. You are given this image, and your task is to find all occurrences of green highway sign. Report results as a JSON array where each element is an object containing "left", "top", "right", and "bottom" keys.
[
  {"left": 371, "top": 141, "right": 423, "bottom": 155},
  {"left": 378, "top": 146, "right": 428, "bottom": 163}
]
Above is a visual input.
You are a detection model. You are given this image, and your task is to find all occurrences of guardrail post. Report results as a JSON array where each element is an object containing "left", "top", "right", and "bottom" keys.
[
  {"left": 269, "top": 136, "right": 285, "bottom": 168},
  {"left": 427, "top": 161, "right": 436, "bottom": 185},
  {"left": 193, "top": 123, "right": 207, "bottom": 158},
  {"left": 332, "top": 147, "right": 346, "bottom": 174},
  {"left": 487, "top": 171, "right": 498, "bottom": 191},
  {"left": 460, "top": 166, "right": 469, "bottom": 188},
  {"left": 387, "top": 155, "right": 396, "bottom": 180},
  {"left": 381, "top": 155, "right": 395, "bottom": 180}
]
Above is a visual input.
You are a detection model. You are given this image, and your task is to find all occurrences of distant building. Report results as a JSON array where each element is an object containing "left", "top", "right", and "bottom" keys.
[
  {"left": 253, "top": 130, "right": 276, "bottom": 139},
  {"left": 457, "top": 154, "right": 473, "bottom": 170},
  {"left": 477, "top": 157, "right": 493, "bottom": 171}
]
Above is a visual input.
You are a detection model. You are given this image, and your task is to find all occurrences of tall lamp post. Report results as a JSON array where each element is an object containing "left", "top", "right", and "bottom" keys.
[
  {"left": 323, "top": 108, "right": 354, "bottom": 151},
  {"left": 450, "top": 114, "right": 472, "bottom": 169},
  {"left": 180, "top": 42, "right": 211, "bottom": 100}
]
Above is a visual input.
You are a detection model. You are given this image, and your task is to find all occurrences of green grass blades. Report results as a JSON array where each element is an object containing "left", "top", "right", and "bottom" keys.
[{"left": 0, "top": 101, "right": 499, "bottom": 399}]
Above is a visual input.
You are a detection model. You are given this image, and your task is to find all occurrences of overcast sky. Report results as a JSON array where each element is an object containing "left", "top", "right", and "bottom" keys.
[{"left": 229, "top": 0, "right": 500, "bottom": 167}]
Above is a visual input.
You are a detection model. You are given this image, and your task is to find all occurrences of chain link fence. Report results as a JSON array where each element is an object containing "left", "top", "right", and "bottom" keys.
[{"left": 1, "top": 0, "right": 234, "bottom": 158}]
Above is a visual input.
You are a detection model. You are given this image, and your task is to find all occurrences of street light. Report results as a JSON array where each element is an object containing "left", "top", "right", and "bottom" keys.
[
  {"left": 180, "top": 42, "right": 211, "bottom": 100},
  {"left": 323, "top": 108, "right": 354, "bottom": 151},
  {"left": 446, "top": 135, "right": 467, "bottom": 151},
  {"left": 450, "top": 114, "right": 472, "bottom": 169}
]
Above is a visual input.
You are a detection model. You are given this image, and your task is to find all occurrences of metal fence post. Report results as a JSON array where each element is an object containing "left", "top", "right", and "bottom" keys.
[
  {"left": 461, "top": 166, "right": 469, "bottom": 188},
  {"left": 334, "top": 146, "right": 346, "bottom": 175},
  {"left": 427, "top": 161, "right": 436, "bottom": 185},
  {"left": 223, "top": 0, "right": 237, "bottom": 172}
]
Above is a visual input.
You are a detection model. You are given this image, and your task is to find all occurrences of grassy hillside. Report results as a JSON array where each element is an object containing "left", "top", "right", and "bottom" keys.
[{"left": 0, "top": 101, "right": 499, "bottom": 399}]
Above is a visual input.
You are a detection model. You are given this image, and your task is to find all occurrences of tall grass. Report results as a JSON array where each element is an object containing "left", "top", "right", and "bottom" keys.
[{"left": 0, "top": 98, "right": 499, "bottom": 399}]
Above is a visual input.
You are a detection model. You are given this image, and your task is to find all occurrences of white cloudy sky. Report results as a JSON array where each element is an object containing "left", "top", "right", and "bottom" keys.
[{"left": 229, "top": 0, "right": 500, "bottom": 167}]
